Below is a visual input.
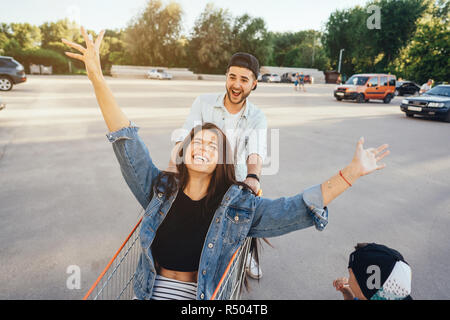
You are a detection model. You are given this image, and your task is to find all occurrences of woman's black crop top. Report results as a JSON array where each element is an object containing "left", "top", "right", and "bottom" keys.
[{"left": 151, "top": 189, "right": 215, "bottom": 272}]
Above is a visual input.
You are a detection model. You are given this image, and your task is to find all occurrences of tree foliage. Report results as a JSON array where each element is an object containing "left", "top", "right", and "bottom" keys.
[
  {"left": 391, "top": 1, "right": 450, "bottom": 83},
  {"left": 123, "top": 0, "right": 184, "bottom": 67},
  {"left": 269, "top": 30, "right": 329, "bottom": 71},
  {"left": 322, "top": 0, "right": 428, "bottom": 77},
  {"left": 0, "top": 0, "right": 446, "bottom": 81},
  {"left": 187, "top": 4, "right": 274, "bottom": 74},
  {"left": 231, "top": 14, "right": 272, "bottom": 67},
  {"left": 187, "top": 3, "right": 233, "bottom": 74}
]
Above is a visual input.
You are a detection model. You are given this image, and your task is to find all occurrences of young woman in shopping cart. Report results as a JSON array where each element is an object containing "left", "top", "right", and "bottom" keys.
[{"left": 62, "top": 28, "right": 390, "bottom": 300}]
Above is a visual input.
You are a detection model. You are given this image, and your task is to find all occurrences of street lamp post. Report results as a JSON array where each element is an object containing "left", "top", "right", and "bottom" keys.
[{"left": 338, "top": 48, "right": 345, "bottom": 74}]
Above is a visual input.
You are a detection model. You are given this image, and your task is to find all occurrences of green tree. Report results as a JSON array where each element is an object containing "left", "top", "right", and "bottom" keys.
[
  {"left": 8, "top": 23, "right": 41, "bottom": 49},
  {"left": 123, "top": 0, "right": 184, "bottom": 66},
  {"left": 38, "top": 19, "right": 87, "bottom": 71},
  {"left": 40, "top": 19, "right": 80, "bottom": 49},
  {"left": 392, "top": 0, "right": 450, "bottom": 83},
  {"left": 98, "top": 29, "right": 133, "bottom": 72},
  {"left": 230, "top": 14, "right": 272, "bottom": 66},
  {"left": 0, "top": 22, "right": 41, "bottom": 56},
  {"left": 322, "top": 5, "right": 378, "bottom": 75},
  {"left": 188, "top": 3, "right": 233, "bottom": 74},
  {"left": 270, "top": 31, "right": 307, "bottom": 66},
  {"left": 0, "top": 23, "right": 12, "bottom": 54},
  {"left": 270, "top": 30, "right": 329, "bottom": 70},
  {"left": 322, "top": 0, "right": 427, "bottom": 76},
  {"left": 370, "top": 0, "right": 428, "bottom": 71}
]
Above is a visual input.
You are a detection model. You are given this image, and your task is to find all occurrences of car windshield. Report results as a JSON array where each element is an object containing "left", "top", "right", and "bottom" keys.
[
  {"left": 424, "top": 86, "right": 450, "bottom": 97},
  {"left": 346, "top": 76, "right": 369, "bottom": 86}
]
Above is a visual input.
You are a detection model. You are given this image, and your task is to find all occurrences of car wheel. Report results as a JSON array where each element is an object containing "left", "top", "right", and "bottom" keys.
[
  {"left": 356, "top": 93, "right": 365, "bottom": 103},
  {"left": 383, "top": 94, "right": 392, "bottom": 104},
  {"left": 0, "top": 76, "right": 13, "bottom": 91}
]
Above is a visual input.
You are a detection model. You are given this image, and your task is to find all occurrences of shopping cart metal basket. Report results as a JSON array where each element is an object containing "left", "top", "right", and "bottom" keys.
[{"left": 83, "top": 220, "right": 252, "bottom": 300}]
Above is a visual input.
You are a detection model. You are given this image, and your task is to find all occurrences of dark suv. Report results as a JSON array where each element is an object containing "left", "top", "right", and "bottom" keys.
[{"left": 0, "top": 56, "right": 27, "bottom": 91}]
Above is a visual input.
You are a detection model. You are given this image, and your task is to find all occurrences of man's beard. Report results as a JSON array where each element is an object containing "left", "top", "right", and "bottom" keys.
[{"left": 226, "top": 87, "right": 251, "bottom": 105}]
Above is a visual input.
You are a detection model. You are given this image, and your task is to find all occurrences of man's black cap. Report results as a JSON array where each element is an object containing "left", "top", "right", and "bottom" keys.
[
  {"left": 227, "top": 52, "right": 260, "bottom": 90},
  {"left": 348, "top": 243, "right": 408, "bottom": 300}
]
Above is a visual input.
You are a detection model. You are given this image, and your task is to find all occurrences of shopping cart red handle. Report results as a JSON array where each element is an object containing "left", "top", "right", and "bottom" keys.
[
  {"left": 210, "top": 246, "right": 241, "bottom": 300},
  {"left": 83, "top": 217, "right": 143, "bottom": 300},
  {"left": 211, "top": 189, "right": 262, "bottom": 300}
]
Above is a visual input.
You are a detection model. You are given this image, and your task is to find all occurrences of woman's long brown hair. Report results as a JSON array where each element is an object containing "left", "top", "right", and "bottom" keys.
[{"left": 153, "top": 122, "right": 265, "bottom": 290}]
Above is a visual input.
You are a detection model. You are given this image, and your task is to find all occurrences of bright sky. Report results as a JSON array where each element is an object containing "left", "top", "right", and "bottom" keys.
[{"left": 2, "top": 0, "right": 370, "bottom": 34}]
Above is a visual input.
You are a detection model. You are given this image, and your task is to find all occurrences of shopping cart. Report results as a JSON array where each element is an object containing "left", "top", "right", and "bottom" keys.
[
  {"left": 83, "top": 217, "right": 143, "bottom": 300},
  {"left": 210, "top": 237, "right": 252, "bottom": 300},
  {"left": 83, "top": 218, "right": 253, "bottom": 300}
]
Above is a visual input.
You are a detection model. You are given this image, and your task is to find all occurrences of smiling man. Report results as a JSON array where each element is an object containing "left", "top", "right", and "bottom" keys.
[{"left": 170, "top": 52, "right": 268, "bottom": 279}]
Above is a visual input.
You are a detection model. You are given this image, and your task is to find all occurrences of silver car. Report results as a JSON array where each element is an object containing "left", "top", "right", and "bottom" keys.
[{"left": 147, "top": 68, "right": 173, "bottom": 80}]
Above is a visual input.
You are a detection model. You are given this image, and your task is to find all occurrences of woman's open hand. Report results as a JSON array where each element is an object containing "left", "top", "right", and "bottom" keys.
[
  {"left": 351, "top": 137, "right": 390, "bottom": 177},
  {"left": 61, "top": 26, "right": 105, "bottom": 82}
]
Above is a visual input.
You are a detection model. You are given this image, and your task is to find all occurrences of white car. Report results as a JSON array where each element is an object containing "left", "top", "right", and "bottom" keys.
[
  {"left": 262, "top": 73, "right": 281, "bottom": 83},
  {"left": 147, "top": 69, "right": 173, "bottom": 80}
]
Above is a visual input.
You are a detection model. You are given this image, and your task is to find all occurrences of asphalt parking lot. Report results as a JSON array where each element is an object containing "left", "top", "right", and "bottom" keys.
[{"left": 0, "top": 75, "right": 449, "bottom": 299}]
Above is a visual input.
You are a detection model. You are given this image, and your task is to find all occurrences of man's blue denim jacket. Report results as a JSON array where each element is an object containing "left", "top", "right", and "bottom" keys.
[{"left": 106, "top": 122, "right": 329, "bottom": 300}]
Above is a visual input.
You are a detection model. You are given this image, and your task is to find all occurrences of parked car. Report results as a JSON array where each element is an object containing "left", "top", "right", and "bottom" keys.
[
  {"left": 260, "top": 73, "right": 281, "bottom": 83},
  {"left": 147, "top": 69, "right": 172, "bottom": 80},
  {"left": 260, "top": 73, "right": 270, "bottom": 82},
  {"left": 0, "top": 56, "right": 27, "bottom": 91},
  {"left": 395, "top": 81, "right": 420, "bottom": 96},
  {"left": 334, "top": 73, "right": 397, "bottom": 103},
  {"left": 281, "top": 72, "right": 297, "bottom": 83},
  {"left": 400, "top": 85, "right": 450, "bottom": 122},
  {"left": 304, "top": 75, "right": 312, "bottom": 84}
]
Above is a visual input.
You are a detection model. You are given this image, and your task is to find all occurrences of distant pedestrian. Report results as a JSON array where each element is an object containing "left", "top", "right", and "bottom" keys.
[
  {"left": 294, "top": 72, "right": 299, "bottom": 91},
  {"left": 420, "top": 79, "right": 433, "bottom": 94},
  {"left": 333, "top": 243, "right": 413, "bottom": 300},
  {"left": 299, "top": 72, "right": 306, "bottom": 92}
]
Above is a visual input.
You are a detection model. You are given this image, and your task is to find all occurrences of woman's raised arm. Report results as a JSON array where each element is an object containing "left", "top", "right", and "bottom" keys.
[
  {"left": 249, "top": 137, "right": 390, "bottom": 237},
  {"left": 63, "top": 27, "right": 161, "bottom": 209},
  {"left": 62, "top": 26, "right": 129, "bottom": 132},
  {"left": 321, "top": 137, "right": 390, "bottom": 207}
]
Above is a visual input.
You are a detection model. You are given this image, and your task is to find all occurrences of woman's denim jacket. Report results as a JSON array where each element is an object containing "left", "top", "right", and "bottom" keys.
[{"left": 106, "top": 122, "right": 329, "bottom": 300}]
